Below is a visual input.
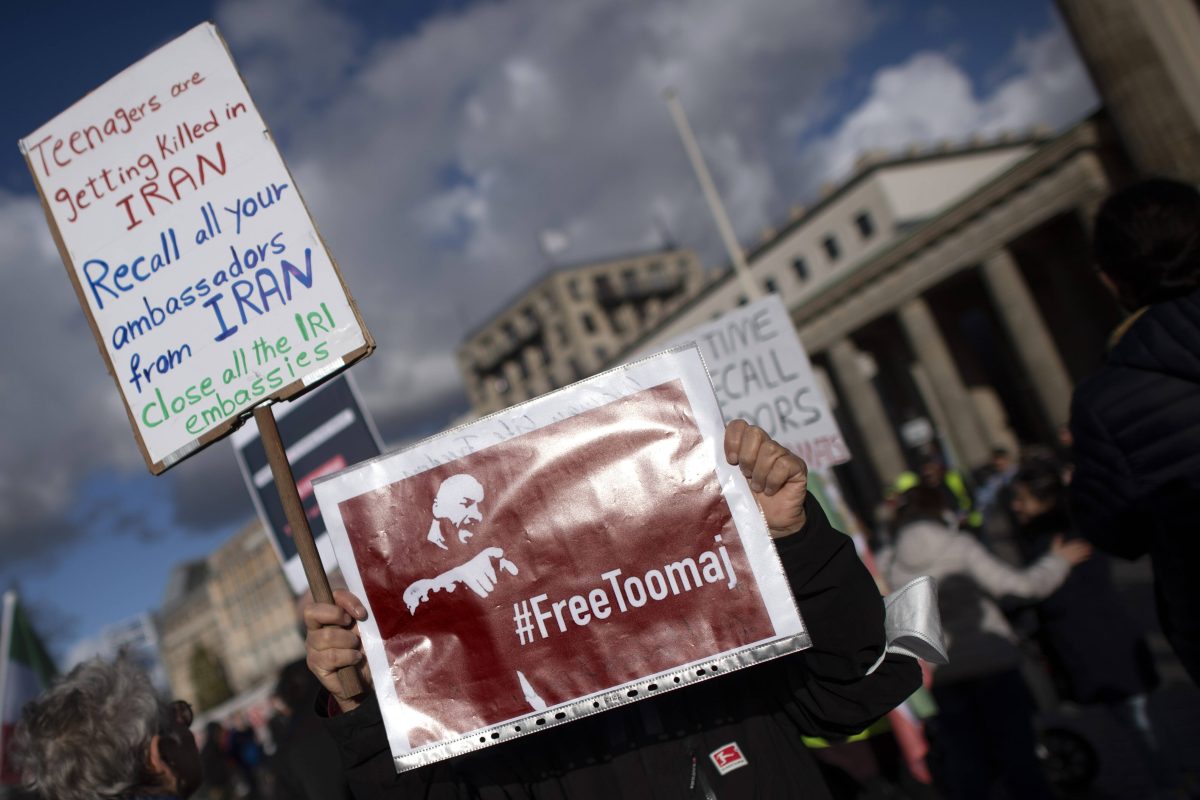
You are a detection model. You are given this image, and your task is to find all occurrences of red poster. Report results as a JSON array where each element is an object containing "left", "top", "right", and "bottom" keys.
[{"left": 317, "top": 349, "right": 807, "bottom": 770}]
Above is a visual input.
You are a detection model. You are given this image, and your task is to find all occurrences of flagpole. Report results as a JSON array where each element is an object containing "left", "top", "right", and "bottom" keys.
[
  {"left": 252, "top": 405, "right": 363, "bottom": 699},
  {"left": 0, "top": 590, "right": 16, "bottom": 781},
  {"left": 663, "top": 88, "right": 762, "bottom": 302}
]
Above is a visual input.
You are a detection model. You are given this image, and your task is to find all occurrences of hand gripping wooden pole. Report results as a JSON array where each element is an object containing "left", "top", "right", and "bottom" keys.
[{"left": 253, "top": 404, "right": 364, "bottom": 699}]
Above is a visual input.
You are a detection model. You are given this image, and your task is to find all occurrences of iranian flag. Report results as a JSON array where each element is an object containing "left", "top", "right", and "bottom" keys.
[{"left": 0, "top": 590, "right": 57, "bottom": 785}]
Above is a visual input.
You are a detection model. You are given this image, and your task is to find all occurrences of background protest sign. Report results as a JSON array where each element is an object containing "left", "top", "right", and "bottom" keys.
[
  {"left": 314, "top": 347, "right": 809, "bottom": 770},
  {"left": 232, "top": 374, "right": 383, "bottom": 595},
  {"left": 645, "top": 295, "right": 850, "bottom": 470},
  {"left": 20, "top": 22, "right": 373, "bottom": 474}
]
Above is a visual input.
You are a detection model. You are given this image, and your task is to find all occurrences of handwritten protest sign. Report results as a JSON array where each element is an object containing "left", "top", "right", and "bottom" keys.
[
  {"left": 20, "top": 23, "right": 373, "bottom": 473},
  {"left": 645, "top": 295, "right": 849, "bottom": 470},
  {"left": 233, "top": 374, "right": 383, "bottom": 594},
  {"left": 314, "top": 347, "right": 809, "bottom": 770}
]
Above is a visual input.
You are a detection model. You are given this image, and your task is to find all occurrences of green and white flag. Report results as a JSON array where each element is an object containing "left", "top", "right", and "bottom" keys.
[{"left": 0, "top": 590, "right": 57, "bottom": 785}]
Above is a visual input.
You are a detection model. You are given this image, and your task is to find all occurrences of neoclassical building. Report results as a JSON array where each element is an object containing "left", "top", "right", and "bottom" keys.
[
  {"left": 456, "top": 0, "right": 1200, "bottom": 517},
  {"left": 158, "top": 559, "right": 225, "bottom": 708},
  {"left": 206, "top": 519, "right": 306, "bottom": 693},
  {"left": 457, "top": 248, "right": 707, "bottom": 414},
  {"left": 159, "top": 519, "right": 305, "bottom": 706},
  {"left": 618, "top": 119, "right": 1126, "bottom": 507}
]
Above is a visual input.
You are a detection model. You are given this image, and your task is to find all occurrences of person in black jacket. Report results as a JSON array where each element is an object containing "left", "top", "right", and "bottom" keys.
[
  {"left": 1012, "top": 455, "right": 1158, "bottom": 705},
  {"left": 200, "top": 721, "right": 235, "bottom": 800},
  {"left": 270, "top": 658, "right": 354, "bottom": 800},
  {"left": 1011, "top": 456, "right": 1175, "bottom": 789},
  {"left": 304, "top": 420, "right": 922, "bottom": 798},
  {"left": 1070, "top": 177, "right": 1200, "bottom": 685}
]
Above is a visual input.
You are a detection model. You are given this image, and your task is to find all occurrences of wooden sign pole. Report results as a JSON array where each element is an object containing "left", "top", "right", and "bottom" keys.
[{"left": 253, "top": 404, "right": 364, "bottom": 699}]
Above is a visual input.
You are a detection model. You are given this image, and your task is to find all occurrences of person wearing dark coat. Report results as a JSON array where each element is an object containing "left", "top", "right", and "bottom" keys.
[
  {"left": 228, "top": 716, "right": 264, "bottom": 799},
  {"left": 304, "top": 421, "right": 923, "bottom": 798},
  {"left": 1010, "top": 457, "right": 1179, "bottom": 789},
  {"left": 199, "top": 721, "right": 235, "bottom": 800},
  {"left": 1069, "top": 177, "right": 1200, "bottom": 685},
  {"left": 270, "top": 658, "right": 354, "bottom": 800},
  {"left": 1012, "top": 457, "right": 1158, "bottom": 706}
]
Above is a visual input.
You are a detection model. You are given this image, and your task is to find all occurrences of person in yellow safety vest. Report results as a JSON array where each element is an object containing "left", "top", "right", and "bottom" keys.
[{"left": 893, "top": 459, "right": 982, "bottom": 530}]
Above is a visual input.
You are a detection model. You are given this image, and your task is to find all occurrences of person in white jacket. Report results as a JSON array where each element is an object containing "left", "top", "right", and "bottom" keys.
[{"left": 880, "top": 484, "right": 1091, "bottom": 800}]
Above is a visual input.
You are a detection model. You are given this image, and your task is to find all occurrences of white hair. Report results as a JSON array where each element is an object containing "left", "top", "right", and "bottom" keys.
[{"left": 12, "top": 656, "right": 164, "bottom": 800}]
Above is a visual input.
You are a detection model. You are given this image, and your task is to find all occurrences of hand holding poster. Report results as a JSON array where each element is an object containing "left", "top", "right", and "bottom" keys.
[
  {"left": 314, "top": 347, "right": 809, "bottom": 770},
  {"left": 20, "top": 23, "right": 372, "bottom": 472}
]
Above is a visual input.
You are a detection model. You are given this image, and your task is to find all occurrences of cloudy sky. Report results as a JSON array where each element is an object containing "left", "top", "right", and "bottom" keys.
[{"left": 0, "top": 0, "right": 1096, "bottom": 657}]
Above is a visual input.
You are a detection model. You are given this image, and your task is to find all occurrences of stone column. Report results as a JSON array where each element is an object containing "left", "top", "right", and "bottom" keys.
[
  {"left": 1073, "top": 195, "right": 1104, "bottom": 242},
  {"left": 1056, "top": 0, "right": 1200, "bottom": 183},
  {"left": 827, "top": 339, "right": 908, "bottom": 486},
  {"left": 981, "top": 250, "right": 1074, "bottom": 431},
  {"left": 897, "top": 297, "right": 991, "bottom": 469}
]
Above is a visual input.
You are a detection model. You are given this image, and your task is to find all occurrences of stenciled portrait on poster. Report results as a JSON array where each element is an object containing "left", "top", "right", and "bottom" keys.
[{"left": 315, "top": 348, "right": 808, "bottom": 770}]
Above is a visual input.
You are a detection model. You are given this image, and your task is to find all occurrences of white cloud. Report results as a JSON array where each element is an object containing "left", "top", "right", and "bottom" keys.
[
  {"left": 979, "top": 24, "right": 1099, "bottom": 133},
  {"left": 0, "top": 191, "right": 148, "bottom": 562},
  {"left": 206, "top": 0, "right": 877, "bottom": 440},
  {"left": 0, "top": 0, "right": 1100, "bottom": 568},
  {"left": 2, "top": 0, "right": 868, "bottom": 565},
  {"left": 217, "top": 0, "right": 365, "bottom": 131},
  {"left": 807, "top": 21, "right": 1098, "bottom": 183}
]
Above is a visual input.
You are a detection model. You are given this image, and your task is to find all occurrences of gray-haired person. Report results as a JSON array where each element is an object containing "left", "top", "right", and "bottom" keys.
[{"left": 12, "top": 656, "right": 202, "bottom": 800}]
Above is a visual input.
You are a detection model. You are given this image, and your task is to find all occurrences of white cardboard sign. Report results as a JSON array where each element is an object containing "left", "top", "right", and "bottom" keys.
[
  {"left": 646, "top": 295, "right": 849, "bottom": 470},
  {"left": 21, "top": 23, "right": 372, "bottom": 473}
]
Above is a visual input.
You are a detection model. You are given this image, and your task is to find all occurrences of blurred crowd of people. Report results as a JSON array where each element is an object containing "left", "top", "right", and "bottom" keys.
[
  {"left": 7, "top": 177, "right": 1199, "bottom": 798},
  {"left": 866, "top": 176, "right": 1200, "bottom": 797},
  {"left": 187, "top": 659, "right": 352, "bottom": 800},
  {"left": 871, "top": 443, "right": 1173, "bottom": 797}
]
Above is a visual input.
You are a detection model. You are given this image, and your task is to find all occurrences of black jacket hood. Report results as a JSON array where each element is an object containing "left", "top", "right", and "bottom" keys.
[{"left": 1108, "top": 288, "right": 1200, "bottom": 385}]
